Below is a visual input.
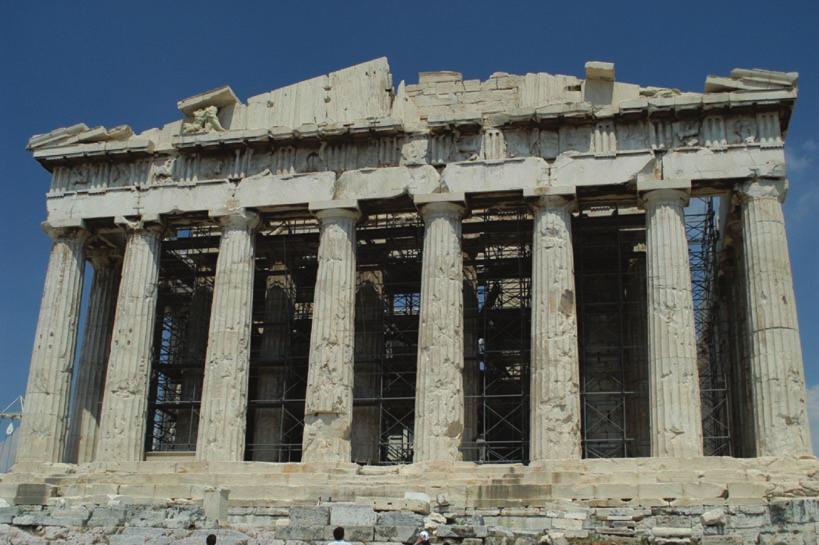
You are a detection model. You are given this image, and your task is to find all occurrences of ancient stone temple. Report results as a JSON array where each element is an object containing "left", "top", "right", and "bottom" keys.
[{"left": 1, "top": 58, "right": 817, "bottom": 543}]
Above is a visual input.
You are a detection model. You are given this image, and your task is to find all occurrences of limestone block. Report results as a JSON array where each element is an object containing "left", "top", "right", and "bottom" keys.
[
  {"left": 235, "top": 171, "right": 335, "bottom": 208},
  {"left": 14, "top": 506, "right": 91, "bottom": 527},
  {"left": 376, "top": 512, "right": 425, "bottom": 526},
  {"left": 682, "top": 483, "right": 726, "bottom": 499},
  {"left": 0, "top": 508, "right": 19, "bottom": 524},
  {"left": 436, "top": 525, "right": 489, "bottom": 538},
  {"left": 108, "top": 528, "right": 175, "bottom": 545},
  {"left": 9, "top": 484, "right": 55, "bottom": 506},
  {"left": 173, "top": 530, "right": 254, "bottom": 545},
  {"left": 330, "top": 505, "right": 377, "bottom": 526},
  {"left": 374, "top": 526, "right": 419, "bottom": 542},
  {"left": 550, "top": 153, "right": 654, "bottom": 187},
  {"left": 701, "top": 509, "right": 726, "bottom": 526},
  {"left": 246, "top": 58, "right": 391, "bottom": 129},
  {"left": 440, "top": 157, "right": 548, "bottom": 193},
  {"left": 661, "top": 146, "right": 785, "bottom": 182},
  {"left": 203, "top": 489, "right": 230, "bottom": 522},
  {"left": 769, "top": 499, "right": 819, "bottom": 524},
  {"left": 87, "top": 507, "right": 127, "bottom": 528},
  {"left": 335, "top": 165, "right": 439, "bottom": 200},
  {"left": 288, "top": 506, "right": 329, "bottom": 526},
  {"left": 483, "top": 516, "right": 551, "bottom": 531}
]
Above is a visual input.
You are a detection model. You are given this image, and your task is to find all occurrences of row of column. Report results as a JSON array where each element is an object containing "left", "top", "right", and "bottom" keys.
[{"left": 14, "top": 178, "right": 812, "bottom": 466}]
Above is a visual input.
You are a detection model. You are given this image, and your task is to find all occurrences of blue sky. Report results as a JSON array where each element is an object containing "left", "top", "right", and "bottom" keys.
[{"left": 0, "top": 1, "right": 817, "bottom": 452}]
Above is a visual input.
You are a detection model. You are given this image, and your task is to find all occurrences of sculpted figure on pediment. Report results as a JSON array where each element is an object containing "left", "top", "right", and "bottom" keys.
[{"left": 181, "top": 105, "right": 225, "bottom": 135}]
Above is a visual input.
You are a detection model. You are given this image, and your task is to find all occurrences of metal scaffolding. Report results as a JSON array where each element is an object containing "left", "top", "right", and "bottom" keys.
[
  {"left": 576, "top": 208, "right": 650, "bottom": 458},
  {"left": 462, "top": 205, "right": 532, "bottom": 463},
  {"left": 146, "top": 223, "right": 219, "bottom": 452},
  {"left": 245, "top": 216, "right": 319, "bottom": 462},
  {"left": 353, "top": 209, "right": 424, "bottom": 464},
  {"left": 685, "top": 197, "right": 732, "bottom": 456},
  {"left": 140, "top": 197, "right": 729, "bottom": 461}
]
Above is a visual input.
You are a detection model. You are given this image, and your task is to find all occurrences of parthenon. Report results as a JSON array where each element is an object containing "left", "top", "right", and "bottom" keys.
[{"left": 1, "top": 58, "right": 817, "bottom": 543}]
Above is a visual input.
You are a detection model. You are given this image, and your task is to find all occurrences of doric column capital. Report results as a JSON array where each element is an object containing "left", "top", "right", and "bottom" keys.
[
  {"left": 525, "top": 186, "right": 577, "bottom": 212},
  {"left": 86, "top": 245, "right": 122, "bottom": 270},
  {"left": 41, "top": 222, "right": 89, "bottom": 243},
  {"left": 637, "top": 179, "right": 691, "bottom": 208},
  {"left": 211, "top": 207, "right": 260, "bottom": 230},
  {"left": 414, "top": 193, "right": 466, "bottom": 220},
  {"left": 114, "top": 216, "right": 165, "bottom": 235},
  {"left": 737, "top": 178, "right": 788, "bottom": 203},
  {"left": 309, "top": 200, "right": 361, "bottom": 223}
]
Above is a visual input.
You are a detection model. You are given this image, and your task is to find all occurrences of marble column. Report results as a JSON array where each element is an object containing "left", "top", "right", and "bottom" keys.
[
  {"left": 65, "top": 248, "right": 122, "bottom": 464},
  {"left": 642, "top": 184, "right": 703, "bottom": 457},
  {"left": 301, "top": 203, "right": 359, "bottom": 463},
  {"left": 16, "top": 226, "right": 87, "bottom": 464},
  {"left": 196, "top": 209, "right": 259, "bottom": 462},
  {"left": 738, "top": 179, "right": 811, "bottom": 456},
  {"left": 96, "top": 221, "right": 163, "bottom": 462},
  {"left": 529, "top": 192, "right": 582, "bottom": 461},
  {"left": 413, "top": 195, "right": 465, "bottom": 463}
]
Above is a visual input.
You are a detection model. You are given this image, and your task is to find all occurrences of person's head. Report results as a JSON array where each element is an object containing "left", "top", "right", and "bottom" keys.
[
  {"left": 420, "top": 531, "right": 430, "bottom": 542},
  {"left": 206, "top": 535, "right": 216, "bottom": 545},
  {"left": 333, "top": 527, "right": 345, "bottom": 541}
]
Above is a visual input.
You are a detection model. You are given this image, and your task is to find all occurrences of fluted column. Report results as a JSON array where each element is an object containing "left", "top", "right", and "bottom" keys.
[
  {"left": 738, "top": 179, "right": 811, "bottom": 456},
  {"left": 529, "top": 192, "right": 581, "bottom": 460},
  {"left": 96, "top": 221, "right": 163, "bottom": 462},
  {"left": 413, "top": 195, "right": 465, "bottom": 463},
  {"left": 197, "top": 209, "right": 259, "bottom": 462},
  {"left": 16, "top": 226, "right": 87, "bottom": 464},
  {"left": 66, "top": 248, "right": 121, "bottom": 464},
  {"left": 301, "top": 203, "right": 360, "bottom": 463},
  {"left": 642, "top": 184, "right": 703, "bottom": 457}
]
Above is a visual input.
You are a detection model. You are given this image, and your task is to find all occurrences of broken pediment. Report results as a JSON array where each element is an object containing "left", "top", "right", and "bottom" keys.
[
  {"left": 705, "top": 68, "right": 798, "bottom": 93},
  {"left": 27, "top": 124, "right": 136, "bottom": 151},
  {"left": 27, "top": 58, "right": 798, "bottom": 164}
]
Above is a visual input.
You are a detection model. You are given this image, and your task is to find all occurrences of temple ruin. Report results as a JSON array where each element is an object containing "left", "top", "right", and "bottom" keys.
[{"left": 1, "top": 58, "right": 817, "bottom": 543}]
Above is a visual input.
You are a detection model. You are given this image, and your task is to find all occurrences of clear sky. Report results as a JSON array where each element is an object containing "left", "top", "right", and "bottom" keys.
[{"left": 0, "top": 1, "right": 817, "bottom": 452}]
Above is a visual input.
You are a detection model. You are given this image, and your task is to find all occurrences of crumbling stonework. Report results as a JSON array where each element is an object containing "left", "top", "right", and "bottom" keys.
[
  {"left": 95, "top": 224, "right": 162, "bottom": 463},
  {"left": 15, "top": 229, "right": 87, "bottom": 464},
  {"left": 529, "top": 191, "right": 581, "bottom": 461},
  {"left": 642, "top": 184, "right": 703, "bottom": 458},
  {"left": 301, "top": 205, "right": 360, "bottom": 463},
  {"left": 6, "top": 58, "right": 815, "bottom": 541},
  {"left": 414, "top": 198, "right": 466, "bottom": 463},
  {"left": 196, "top": 209, "right": 259, "bottom": 462},
  {"left": 738, "top": 179, "right": 811, "bottom": 457}
]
